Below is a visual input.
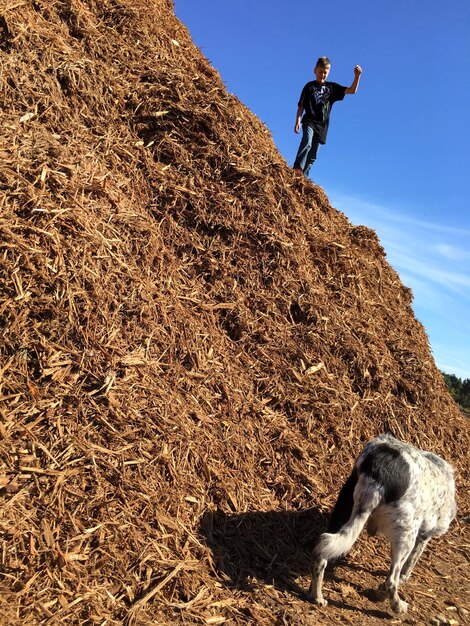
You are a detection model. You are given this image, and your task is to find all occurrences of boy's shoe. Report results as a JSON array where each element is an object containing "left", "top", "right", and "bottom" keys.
[{"left": 293, "top": 167, "right": 303, "bottom": 175}]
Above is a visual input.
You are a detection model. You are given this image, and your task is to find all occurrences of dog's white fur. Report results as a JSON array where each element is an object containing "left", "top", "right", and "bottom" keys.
[{"left": 309, "top": 434, "right": 456, "bottom": 613}]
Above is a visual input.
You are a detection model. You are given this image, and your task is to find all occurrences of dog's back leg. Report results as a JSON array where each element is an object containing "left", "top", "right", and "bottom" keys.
[
  {"left": 308, "top": 474, "right": 381, "bottom": 604},
  {"left": 307, "top": 468, "right": 359, "bottom": 604},
  {"left": 385, "top": 528, "right": 419, "bottom": 614},
  {"left": 309, "top": 557, "right": 328, "bottom": 605},
  {"left": 399, "top": 534, "right": 429, "bottom": 583}
]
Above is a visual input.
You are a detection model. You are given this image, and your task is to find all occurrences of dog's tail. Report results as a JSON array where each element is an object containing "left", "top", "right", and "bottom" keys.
[
  {"left": 327, "top": 467, "right": 359, "bottom": 533},
  {"left": 315, "top": 474, "right": 382, "bottom": 561}
]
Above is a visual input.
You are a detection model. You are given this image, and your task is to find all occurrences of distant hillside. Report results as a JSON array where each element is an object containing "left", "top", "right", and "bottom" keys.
[
  {"left": 442, "top": 371, "right": 470, "bottom": 411},
  {"left": 0, "top": 1, "right": 468, "bottom": 625}
]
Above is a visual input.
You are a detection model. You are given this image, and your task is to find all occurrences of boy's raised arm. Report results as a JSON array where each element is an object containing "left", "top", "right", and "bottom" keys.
[{"left": 344, "top": 65, "right": 362, "bottom": 94}]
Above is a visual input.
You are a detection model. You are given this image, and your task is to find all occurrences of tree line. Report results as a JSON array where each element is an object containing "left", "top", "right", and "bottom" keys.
[{"left": 441, "top": 372, "right": 470, "bottom": 410}]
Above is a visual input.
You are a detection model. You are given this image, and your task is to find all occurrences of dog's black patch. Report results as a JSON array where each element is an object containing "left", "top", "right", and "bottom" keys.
[
  {"left": 327, "top": 467, "right": 358, "bottom": 532},
  {"left": 359, "top": 443, "right": 410, "bottom": 503}
]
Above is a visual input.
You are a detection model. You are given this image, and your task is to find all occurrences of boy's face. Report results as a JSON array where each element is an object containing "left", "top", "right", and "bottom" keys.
[{"left": 314, "top": 64, "right": 330, "bottom": 83}]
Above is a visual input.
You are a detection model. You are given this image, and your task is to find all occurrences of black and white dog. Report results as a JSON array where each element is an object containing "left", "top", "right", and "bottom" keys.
[{"left": 309, "top": 434, "right": 456, "bottom": 613}]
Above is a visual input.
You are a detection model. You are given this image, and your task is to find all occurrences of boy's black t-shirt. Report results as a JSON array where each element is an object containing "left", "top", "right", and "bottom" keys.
[{"left": 298, "top": 80, "right": 346, "bottom": 144}]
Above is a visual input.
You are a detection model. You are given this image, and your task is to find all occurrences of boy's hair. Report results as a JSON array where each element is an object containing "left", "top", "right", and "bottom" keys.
[{"left": 315, "top": 56, "right": 331, "bottom": 69}]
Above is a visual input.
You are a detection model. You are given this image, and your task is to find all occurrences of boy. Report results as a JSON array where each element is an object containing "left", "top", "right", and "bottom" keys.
[{"left": 293, "top": 57, "right": 362, "bottom": 177}]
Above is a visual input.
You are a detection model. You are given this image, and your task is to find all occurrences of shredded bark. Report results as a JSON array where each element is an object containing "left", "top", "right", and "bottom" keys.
[{"left": 0, "top": 1, "right": 468, "bottom": 624}]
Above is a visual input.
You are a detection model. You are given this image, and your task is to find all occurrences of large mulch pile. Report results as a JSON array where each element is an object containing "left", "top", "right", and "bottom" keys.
[{"left": 0, "top": 1, "right": 468, "bottom": 624}]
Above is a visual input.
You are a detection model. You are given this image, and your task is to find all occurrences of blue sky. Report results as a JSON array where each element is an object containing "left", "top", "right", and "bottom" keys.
[{"left": 174, "top": 0, "right": 470, "bottom": 379}]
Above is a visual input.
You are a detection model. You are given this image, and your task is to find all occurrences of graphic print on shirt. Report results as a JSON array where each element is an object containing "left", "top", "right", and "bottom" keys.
[
  {"left": 313, "top": 85, "right": 332, "bottom": 106},
  {"left": 313, "top": 85, "right": 331, "bottom": 122}
]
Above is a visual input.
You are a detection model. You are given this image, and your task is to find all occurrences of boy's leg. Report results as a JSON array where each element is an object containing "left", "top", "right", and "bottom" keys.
[
  {"left": 293, "top": 124, "right": 314, "bottom": 173},
  {"left": 304, "top": 138, "right": 320, "bottom": 177}
]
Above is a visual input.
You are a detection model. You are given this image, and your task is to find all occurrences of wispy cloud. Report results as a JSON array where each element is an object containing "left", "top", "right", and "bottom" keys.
[
  {"left": 435, "top": 243, "right": 470, "bottom": 262},
  {"left": 387, "top": 246, "right": 470, "bottom": 296},
  {"left": 329, "top": 191, "right": 470, "bottom": 378},
  {"left": 334, "top": 194, "right": 470, "bottom": 237}
]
